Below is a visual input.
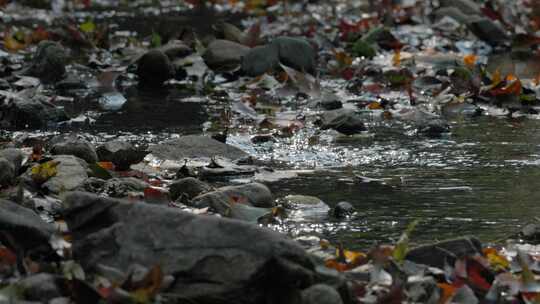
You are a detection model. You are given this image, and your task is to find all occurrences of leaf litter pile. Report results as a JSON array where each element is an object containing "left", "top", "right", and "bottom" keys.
[{"left": 2, "top": 0, "right": 540, "bottom": 303}]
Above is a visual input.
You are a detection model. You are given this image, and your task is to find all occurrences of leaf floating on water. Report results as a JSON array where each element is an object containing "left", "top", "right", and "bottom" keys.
[
  {"left": 392, "top": 219, "right": 419, "bottom": 264},
  {"left": 151, "top": 30, "right": 162, "bottom": 48},
  {"left": 31, "top": 160, "right": 60, "bottom": 184},
  {"left": 80, "top": 19, "right": 96, "bottom": 33}
]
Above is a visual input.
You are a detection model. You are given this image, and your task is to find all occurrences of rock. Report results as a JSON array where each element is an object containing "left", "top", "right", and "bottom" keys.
[
  {"left": 169, "top": 177, "right": 212, "bottom": 201},
  {"left": 63, "top": 191, "right": 318, "bottom": 304},
  {"left": 192, "top": 182, "right": 274, "bottom": 210},
  {"left": 417, "top": 119, "right": 450, "bottom": 138},
  {"left": 520, "top": 223, "right": 540, "bottom": 243},
  {"left": 104, "top": 177, "right": 148, "bottom": 198},
  {"left": 27, "top": 41, "right": 67, "bottom": 84},
  {"left": 40, "top": 155, "right": 89, "bottom": 194},
  {"left": 468, "top": 18, "right": 508, "bottom": 46},
  {"left": 202, "top": 39, "right": 250, "bottom": 71},
  {"left": 405, "top": 237, "right": 483, "bottom": 269},
  {"left": 0, "top": 199, "right": 54, "bottom": 253},
  {"left": 157, "top": 40, "right": 192, "bottom": 59},
  {"left": 284, "top": 195, "right": 330, "bottom": 220},
  {"left": 136, "top": 50, "right": 175, "bottom": 88},
  {"left": 302, "top": 284, "right": 343, "bottom": 304},
  {"left": 406, "top": 275, "right": 440, "bottom": 304},
  {"left": 96, "top": 141, "right": 148, "bottom": 171},
  {"left": 332, "top": 201, "right": 354, "bottom": 218},
  {"left": 18, "top": 274, "right": 63, "bottom": 302},
  {"left": 0, "top": 158, "right": 15, "bottom": 187},
  {"left": 0, "top": 148, "right": 24, "bottom": 173},
  {"left": 439, "top": 0, "right": 482, "bottom": 16},
  {"left": 320, "top": 109, "right": 366, "bottom": 135},
  {"left": 273, "top": 36, "right": 316, "bottom": 74},
  {"left": 241, "top": 44, "right": 280, "bottom": 77},
  {"left": 0, "top": 97, "right": 68, "bottom": 129},
  {"left": 51, "top": 138, "right": 98, "bottom": 164},
  {"left": 150, "top": 135, "right": 248, "bottom": 161},
  {"left": 442, "top": 102, "right": 483, "bottom": 119},
  {"left": 433, "top": 7, "right": 478, "bottom": 25},
  {"left": 319, "top": 93, "right": 343, "bottom": 110}
]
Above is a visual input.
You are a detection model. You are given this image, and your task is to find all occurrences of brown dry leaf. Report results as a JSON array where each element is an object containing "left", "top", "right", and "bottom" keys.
[
  {"left": 392, "top": 50, "right": 401, "bottom": 67},
  {"left": 463, "top": 54, "right": 477, "bottom": 69},
  {"left": 4, "top": 30, "right": 27, "bottom": 52},
  {"left": 437, "top": 283, "right": 457, "bottom": 304}
]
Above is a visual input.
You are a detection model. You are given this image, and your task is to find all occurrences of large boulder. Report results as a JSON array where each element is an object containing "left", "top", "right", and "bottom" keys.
[
  {"left": 302, "top": 284, "right": 343, "bottom": 304},
  {"left": 439, "top": 0, "right": 482, "bottom": 16},
  {"left": 319, "top": 109, "right": 366, "bottom": 135},
  {"left": 0, "top": 148, "right": 25, "bottom": 173},
  {"left": 468, "top": 18, "right": 508, "bottom": 46},
  {"left": 26, "top": 41, "right": 68, "bottom": 84},
  {"left": 51, "top": 138, "right": 98, "bottom": 164},
  {"left": 0, "top": 97, "right": 68, "bottom": 129},
  {"left": 203, "top": 39, "right": 250, "bottom": 71},
  {"left": 0, "top": 158, "right": 15, "bottom": 187},
  {"left": 62, "top": 191, "right": 317, "bottom": 304},
  {"left": 150, "top": 135, "right": 248, "bottom": 161},
  {"left": 241, "top": 44, "right": 280, "bottom": 77},
  {"left": 169, "top": 177, "right": 212, "bottom": 200},
  {"left": 136, "top": 50, "right": 175, "bottom": 88}
]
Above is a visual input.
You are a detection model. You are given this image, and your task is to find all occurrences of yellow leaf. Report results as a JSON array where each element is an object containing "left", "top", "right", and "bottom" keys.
[
  {"left": 392, "top": 219, "right": 419, "bottom": 264},
  {"left": 491, "top": 69, "right": 502, "bottom": 87},
  {"left": 392, "top": 50, "right": 401, "bottom": 67},
  {"left": 483, "top": 247, "right": 509, "bottom": 271},
  {"left": 80, "top": 19, "right": 96, "bottom": 33},
  {"left": 4, "top": 31, "right": 26, "bottom": 52},
  {"left": 463, "top": 54, "right": 477, "bottom": 69},
  {"left": 367, "top": 102, "right": 383, "bottom": 110},
  {"left": 31, "top": 161, "right": 59, "bottom": 184}
]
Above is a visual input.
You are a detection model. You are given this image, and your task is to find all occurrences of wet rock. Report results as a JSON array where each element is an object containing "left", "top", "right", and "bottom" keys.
[
  {"left": 104, "top": 177, "right": 148, "bottom": 198},
  {"left": 0, "top": 97, "right": 68, "bottom": 129},
  {"left": 332, "top": 201, "right": 354, "bottom": 218},
  {"left": 136, "top": 50, "right": 175, "bottom": 88},
  {"left": 193, "top": 182, "right": 274, "bottom": 209},
  {"left": 417, "top": 119, "right": 450, "bottom": 137},
  {"left": 439, "top": 0, "right": 482, "bottom": 16},
  {"left": 273, "top": 36, "right": 316, "bottom": 74},
  {"left": 40, "top": 155, "right": 89, "bottom": 194},
  {"left": 406, "top": 275, "right": 440, "bottom": 303},
  {"left": 63, "top": 191, "right": 317, "bottom": 304},
  {"left": 241, "top": 44, "right": 280, "bottom": 76},
  {"left": 51, "top": 139, "right": 98, "bottom": 164},
  {"left": 319, "top": 93, "right": 343, "bottom": 110},
  {"left": 433, "top": 7, "right": 479, "bottom": 25},
  {"left": 0, "top": 158, "right": 15, "bottom": 187},
  {"left": 284, "top": 195, "right": 330, "bottom": 222},
  {"left": 406, "top": 237, "right": 483, "bottom": 269},
  {"left": 0, "top": 148, "right": 24, "bottom": 174},
  {"left": 520, "top": 223, "right": 540, "bottom": 243},
  {"left": 302, "top": 284, "right": 343, "bottom": 304},
  {"left": 18, "top": 274, "right": 63, "bottom": 302},
  {"left": 203, "top": 39, "right": 250, "bottom": 71},
  {"left": 96, "top": 141, "right": 148, "bottom": 171},
  {"left": 442, "top": 102, "right": 483, "bottom": 119},
  {"left": 169, "top": 177, "right": 212, "bottom": 201},
  {"left": 468, "top": 18, "right": 508, "bottom": 46},
  {"left": 157, "top": 40, "right": 192, "bottom": 59},
  {"left": 150, "top": 135, "right": 248, "bottom": 161},
  {"left": 0, "top": 199, "right": 54, "bottom": 252},
  {"left": 26, "top": 41, "right": 67, "bottom": 84},
  {"left": 320, "top": 109, "right": 366, "bottom": 135}
]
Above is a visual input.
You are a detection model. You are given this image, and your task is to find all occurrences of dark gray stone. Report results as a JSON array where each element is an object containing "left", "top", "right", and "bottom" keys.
[
  {"left": 0, "top": 199, "right": 54, "bottom": 252},
  {"left": 157, "top": 40, "right": 192, "bottom": 59},
  {"left": 27, "top": 41, "right": 67, "bottom": 84},
  {"left": 203, "top": 39, "right": 250, "bottom": 71},
  {"left": 169, "top": 177, "right": 212, "bottom": 200},
  {"left": 1, "top": 148, "right": 24, "bottom": 173},
  {"left": 468, "top": 18, "right": 508, "bottom": 46},
  {"left": 0, "top": 158, "right": 15, "bottom": 187},
  {"left": 96, "top": 141, "right": 148, "bottom": 171},
  {"left": 302, "top": 284, "right": 343, "bottom": 304},
  {"left": 273, "top": 36, "right": 316, "bottom": 74},
  {"left": 332, "top": 201, "right": 354, "bottom": 219},
  {"left": 51, "top": 139, "right": 98, "bottom": 164},
  {"left": 63, "top": 191, "right": 317, "bottom": 304},
  {"left": 18, "top": 274, "right": 63, "bottom": 302},
  {"left": 0, "top": 97, "right": 68, "bottom": 129},
  {"left": 150, "top": 135, "right": 248, "bottom": 161},
  {"left": 521, "top": 223, "right": 540, "bottom": 243},
  {"left": 136, "top": 50, "right": 175, "bottom": 87},
  {"left": 320, "top": 109, "right": 366, "bottom": 135},
  {"left": 103, "top": 177, "right": 148, "bottom": 198},
  {"left": 241, "top": 44, "right": 280, "bottom": 77},
  {"left": 193, "top": 183, "right": 274, "bottom": 209},
  {"left": 406, "top": 275, "right": 440, "bottom": 304},
  {"left": 418, "top": 119, "right": 450, "bottom": 138},
  {"left": 405, "top": 237, "right": 483, "bottom": 269}
]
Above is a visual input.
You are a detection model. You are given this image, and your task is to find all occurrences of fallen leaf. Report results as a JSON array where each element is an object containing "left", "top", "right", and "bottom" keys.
[{"left": 31, "top": 160, "right": 60, "bottom": 184}]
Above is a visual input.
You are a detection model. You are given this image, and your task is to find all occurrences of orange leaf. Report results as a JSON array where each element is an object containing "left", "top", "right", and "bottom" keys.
[
  {"left": 392, "top": 50, "right": 401, "bottom": 67},
  {"left": 4, "top": 30, "right": 26, "bottom": 52},
  {"left": 438, "top": 283, "right": 457, "bottom": 304},
  {"left": 367, "top": 102, "right": 383, "bottom": 110},
  {"left": 491, "top": 69, "right": 502, "bottom": 87},
  {"left": 463, "top": 54, "right": 477, "bottom": 68},
  {"left": 97, "top": 162, "right": 114, "bottom": 170}
]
